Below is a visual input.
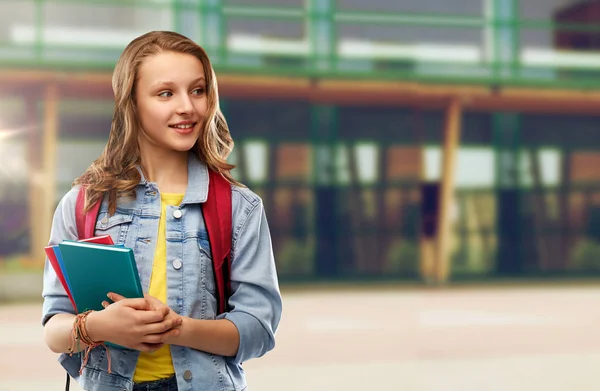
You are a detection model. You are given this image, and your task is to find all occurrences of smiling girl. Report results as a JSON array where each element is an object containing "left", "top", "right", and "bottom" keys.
[{"left": 41, "top": 31, "right": 282, "bottom": 391}]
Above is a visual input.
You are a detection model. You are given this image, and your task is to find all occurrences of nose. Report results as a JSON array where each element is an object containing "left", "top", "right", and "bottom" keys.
[{"left": 176, "top": 94, "right": 194, "bottom": 115}]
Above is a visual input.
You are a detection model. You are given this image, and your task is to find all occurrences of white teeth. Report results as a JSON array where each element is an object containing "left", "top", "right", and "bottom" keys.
[{"left": 171, "top": 124, "right": 193, "bottom": 129}]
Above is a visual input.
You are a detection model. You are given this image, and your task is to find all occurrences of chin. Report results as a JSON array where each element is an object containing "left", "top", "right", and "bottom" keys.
[
  {"left": 170, "top": 144, "right": 197, "bottom": 153},
  {"left": 168, "top": 136, "right": 200, "bottom": 152}
]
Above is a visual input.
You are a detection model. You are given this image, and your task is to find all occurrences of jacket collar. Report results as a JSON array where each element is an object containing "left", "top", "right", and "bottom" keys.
[{"left": 136, "top": 153, "right": 209, "bottom": 204}]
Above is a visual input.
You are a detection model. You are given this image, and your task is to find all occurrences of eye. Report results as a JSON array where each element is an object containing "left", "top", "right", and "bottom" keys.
[
  {"left": 192, "top": 88, "right": 205, "bottom": 96},
  {"left": 158, "top": 91, "right": 172, "bottom": 98}
]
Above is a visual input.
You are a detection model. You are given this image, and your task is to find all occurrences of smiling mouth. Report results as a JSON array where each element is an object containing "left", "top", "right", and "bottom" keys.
[{"left": 169, "top": 123, "right": 197, "bottom": 129}]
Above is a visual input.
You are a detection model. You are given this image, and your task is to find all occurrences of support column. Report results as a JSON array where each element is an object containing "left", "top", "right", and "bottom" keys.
[
  {"left": 38, "top": 83, "right": 58, "bottom": 263},
  {"left": 25, "top": 94, "right": 43, "bottom": 264},
  {"left": 307, "top": 0, "right": 335, "bottom": 71},
  {"left": 415, "top": 110, "right": 437, "bottom": 284},
  {"left": 173, "top": 0, "right": 202, "bottom": 43},
  {"left": 199, "top": 0, "right": 225, "bottom": 65},
  {"left": 312, "top": 104, "right": 339, "bottom": 277},
  {"left": 420, "top": 182, "right": 439, "bottom": 285},
  {"left": 494, "top": 113, "right": 523, "bottom": 274},
  {"left": 434, "top": 98, "right": 463, "bottom": 284},
  {"left": 486, "top": 0, "right": 519, "bottom": 80}
]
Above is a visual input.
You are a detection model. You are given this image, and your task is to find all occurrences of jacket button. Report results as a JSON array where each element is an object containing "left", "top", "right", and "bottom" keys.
[
  {"left": 183, "top": 369, "right": 193, "bottom": 381},
  {"left": 173, "top": 209, "right": 182, "bottom": 219},
  {"left": 172, "top": 259, "right": 182, "bottom": 270},
  {"left": 101, "top": 217, "right": 109, "bottom": 224}
]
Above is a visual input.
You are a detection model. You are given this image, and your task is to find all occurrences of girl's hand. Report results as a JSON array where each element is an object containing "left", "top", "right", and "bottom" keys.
[
  {"left": 87, "top": 294, "right": 182, "bottom": 352},
  {"left": 104, "top": 292, "right": 184, "bottom": 346},
  {"left": 142, "top": 293, "right": 184, "bottom": 345}
]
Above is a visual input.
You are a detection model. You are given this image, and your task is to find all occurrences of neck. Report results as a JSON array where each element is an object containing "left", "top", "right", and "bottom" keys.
[{"left": 140, "top": 148, "right": 189, "bottom": 194}]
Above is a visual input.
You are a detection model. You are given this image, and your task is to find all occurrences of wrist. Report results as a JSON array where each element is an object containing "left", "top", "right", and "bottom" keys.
[
  {"left": 168, "top": 316, "right": 188, "bottom": 345},
  {"left": 84, "top": 310, "right": 105, "bottom": 343}
]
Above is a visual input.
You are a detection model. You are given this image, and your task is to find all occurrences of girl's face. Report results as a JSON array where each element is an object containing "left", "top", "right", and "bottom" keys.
[{"left": 135, "top": 51, "right": 208, "bottom": 157}]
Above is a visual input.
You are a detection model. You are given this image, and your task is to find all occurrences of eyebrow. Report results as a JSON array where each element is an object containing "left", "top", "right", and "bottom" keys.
[{"left": 151, "top": 77, "right": 206, "bottom": 89}]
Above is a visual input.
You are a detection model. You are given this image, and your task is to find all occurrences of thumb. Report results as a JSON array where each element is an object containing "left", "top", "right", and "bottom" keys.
[{"left": 107, "top": 292, "right": 126, "bottom": 302}]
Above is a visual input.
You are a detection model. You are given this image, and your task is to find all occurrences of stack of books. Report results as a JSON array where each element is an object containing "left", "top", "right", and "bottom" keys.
[{"left": 45, "top": 235, "right": 143, "bottom": 313}]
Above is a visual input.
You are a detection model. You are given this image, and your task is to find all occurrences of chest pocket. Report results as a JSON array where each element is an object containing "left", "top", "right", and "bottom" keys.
[
  {"left": 94, "top": 212, "right": 134, "bottom": 245},
  {"left": 198, "top": 230, "right": 211, "bottom": 259}
]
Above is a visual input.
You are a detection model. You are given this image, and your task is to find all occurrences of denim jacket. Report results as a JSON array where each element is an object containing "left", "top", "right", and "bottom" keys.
[{"left": 42, "top": 154, "right": 283, "bottom": 391}]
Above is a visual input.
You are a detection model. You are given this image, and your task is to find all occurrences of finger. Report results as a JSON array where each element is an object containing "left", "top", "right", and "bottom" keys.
[
  {"left": 143, "top": 295, "right": 165, "bottom": 311},
  {"left": 141, "top": 331, "right": 169, "bottom": 344},
  {"left": 101, "top": 301, "right": 110, "bottom": 309},
  {"left": 118, "top": 298, "right": 153, "bottom": 311},
  {"left": 137, "top": 308, "right": 169, "bottom": 324},
  {"left": 144, "top": 317, "right": 182, "bottom": 335},
  {"left": 143, "top": 293, "right": 159, "bottom": 302},
  {"left": 142, "top": 328, "right": 180, "bottom": 344},
  {"left": 142, "top": 319, "right": 172, "bottom": 335},
  {"left": 143, "top": 320, "right": 172, "bottom": 335}
]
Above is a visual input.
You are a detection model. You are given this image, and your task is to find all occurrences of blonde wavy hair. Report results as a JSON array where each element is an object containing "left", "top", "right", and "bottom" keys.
[{"left": 74, "top": 31, "right": 239, "bottom": 215}]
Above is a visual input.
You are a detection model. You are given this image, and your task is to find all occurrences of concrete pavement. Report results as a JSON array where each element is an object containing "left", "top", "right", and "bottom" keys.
[{"left": 1, "top": 285, "right": 600, "bottom": 390}]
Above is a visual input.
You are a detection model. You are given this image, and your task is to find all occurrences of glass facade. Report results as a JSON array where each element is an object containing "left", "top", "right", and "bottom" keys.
[{"left": 2, "top": 0, "right": 600, "bottom": 281}]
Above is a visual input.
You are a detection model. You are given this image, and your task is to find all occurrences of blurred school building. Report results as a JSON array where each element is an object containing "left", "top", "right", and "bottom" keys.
[{"left": 2, "top": 0, "right": 600, "bottom": 287}]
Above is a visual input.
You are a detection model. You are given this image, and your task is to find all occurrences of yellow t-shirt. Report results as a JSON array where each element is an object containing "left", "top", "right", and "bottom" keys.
[{"left": 133, "top": 193, "right": 184, "bottom": 382}]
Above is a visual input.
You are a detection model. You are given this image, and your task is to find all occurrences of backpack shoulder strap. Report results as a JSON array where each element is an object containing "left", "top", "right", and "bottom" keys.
[
  {"left": 203, "top": 170, "right": 232, "bottom": 315},
  {"left": 75, "top": 186, "right": 102, "bottom": 240}
]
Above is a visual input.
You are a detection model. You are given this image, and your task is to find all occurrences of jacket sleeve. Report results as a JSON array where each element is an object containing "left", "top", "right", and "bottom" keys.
[
  {"left": 41, "top": 187, "right": 80, "bottom": 326},
  {"left": 217, "top": 195, "right": 282, "bottom": 365}
]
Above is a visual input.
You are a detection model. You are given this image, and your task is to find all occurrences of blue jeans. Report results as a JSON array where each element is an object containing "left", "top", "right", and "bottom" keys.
[{"left": 133, "top": 375, "right": 178, "bottom": 391}]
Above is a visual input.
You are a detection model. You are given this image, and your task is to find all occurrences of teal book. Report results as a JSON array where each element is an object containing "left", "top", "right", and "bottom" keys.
[{"left": 58, "top": 241, "right": 143, "bottom": 314}]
